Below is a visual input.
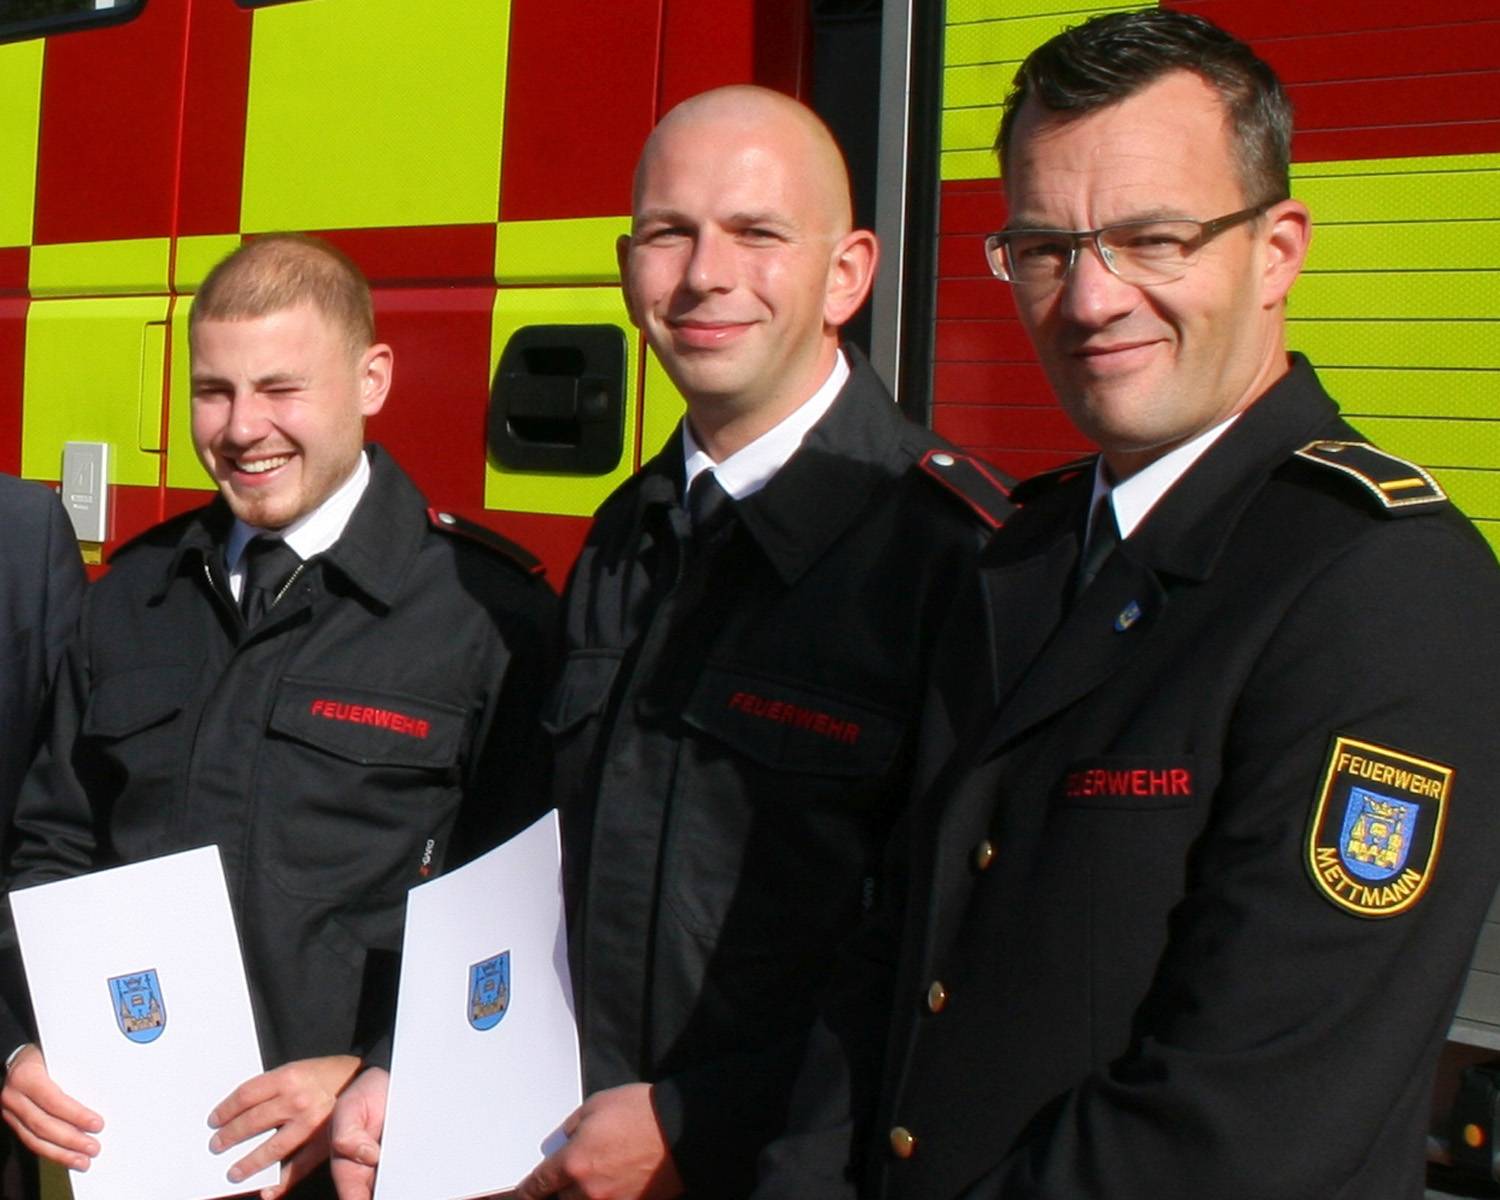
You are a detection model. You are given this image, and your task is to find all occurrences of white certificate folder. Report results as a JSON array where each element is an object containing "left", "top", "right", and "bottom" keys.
[
  {"left": 9, "top": 844, "right": 276, "bottom": 1200},
  {"left": 375, "top": 809, "right": 581, "bottom": 1200}
]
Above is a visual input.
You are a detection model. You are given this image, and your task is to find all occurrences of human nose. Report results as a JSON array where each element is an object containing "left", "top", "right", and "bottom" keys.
[
  {"left": 1055, "top": 235, "right": 1139, "bottom": 327},
  {"left": 683, "top": 229, "right": 735, "bottom": 294},
  {"left": 224, "top": 390, "right": 273, "bottom": 445}
]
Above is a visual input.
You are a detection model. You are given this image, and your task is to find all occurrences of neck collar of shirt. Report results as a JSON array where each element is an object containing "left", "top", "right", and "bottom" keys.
[
  {"left": 680, "top": 349, "right": 850, "bottom": 501},
  {"left": 225, "top": 448, "right": 372, "bottom": 579},
  {"left": 1092, "top": 414, "right": 1242, "bottom": 540}
]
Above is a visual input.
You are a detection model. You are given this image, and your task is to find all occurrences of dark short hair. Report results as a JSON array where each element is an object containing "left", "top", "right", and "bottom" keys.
[
  {"left": 192, "top": 234, "right": 375, "bottom": 357},
  {"left": 995, "top": 8, "right": 1292, "bottom": 205}
]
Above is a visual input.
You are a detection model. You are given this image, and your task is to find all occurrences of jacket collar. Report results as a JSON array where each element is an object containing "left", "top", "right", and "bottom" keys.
[
  {"left": 1125, "top": 354, "right": 1342, "bottom": 582},
  {"left": 151, "top": 445, "right": 426, "bottom": 609},
  {"left": 639, "top": 346, "right": 909, "bottom": 586}
]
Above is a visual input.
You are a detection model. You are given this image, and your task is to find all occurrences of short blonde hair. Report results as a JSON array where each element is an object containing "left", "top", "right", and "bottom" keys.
[{"left": 192, "top": 234, "right": 375, "bottom": 356}]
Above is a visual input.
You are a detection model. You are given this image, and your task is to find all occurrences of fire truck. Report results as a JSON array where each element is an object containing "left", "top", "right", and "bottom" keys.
[{"left": 2, "top": 0, "right": 1497, "bottom": 1185}]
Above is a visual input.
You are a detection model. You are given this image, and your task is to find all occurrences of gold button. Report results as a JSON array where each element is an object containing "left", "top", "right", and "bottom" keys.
[
  {"left": 889, "top": 1126, "right": 916, "bottom": 1159},
  {"left": 973, "top": 839, "right": 996, "bottom": 871},
  {"left": 926, "top": 981, "right": 948, "bottom": 1013}
]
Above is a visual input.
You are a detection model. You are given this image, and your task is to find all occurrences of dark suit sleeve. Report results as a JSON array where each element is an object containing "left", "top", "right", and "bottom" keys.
[
  {"left": 953, "top": 517, "right": 1500, "bottom": 1199},
  {"left": 0, "top": 558, "right": 92, "bottom": 1057}
]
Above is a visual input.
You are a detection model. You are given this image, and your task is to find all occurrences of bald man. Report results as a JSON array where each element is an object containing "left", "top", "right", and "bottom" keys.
[{"left": 330, "top": 86, "right": 1013, "bottom": 1200}]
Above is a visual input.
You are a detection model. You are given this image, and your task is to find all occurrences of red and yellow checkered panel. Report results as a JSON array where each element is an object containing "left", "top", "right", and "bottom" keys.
[{"left": 0, "top": 0, "right": 809, "bottom": 579}]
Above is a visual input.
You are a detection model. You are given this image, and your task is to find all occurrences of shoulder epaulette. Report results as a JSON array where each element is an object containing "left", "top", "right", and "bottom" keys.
[
  {"left": 916, "top": 449, "right": 1016, "bottom": 530},
  {"left": 1293, "top": 440, "right": 1447, "bottom": 515},
  {"left": 1009, "top": 455, "right": 1094, "bottom": 505},
  {"left": 427, "top": 508, "right": 546, "bottom": 578}
]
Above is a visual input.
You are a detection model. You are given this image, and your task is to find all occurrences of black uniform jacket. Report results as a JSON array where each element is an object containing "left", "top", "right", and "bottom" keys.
[
  {"left": 547, "top": 352, "right": 1014, "bottom": 1196},
  {"left": 0, "top": 475, "right": 84, "bottom": 856},
  {"left": 755, "top": 357, "right": 1500, "bottom": 1200},
  {"left": 1, "top": 446, "right": 556, "bottom": 1069}
]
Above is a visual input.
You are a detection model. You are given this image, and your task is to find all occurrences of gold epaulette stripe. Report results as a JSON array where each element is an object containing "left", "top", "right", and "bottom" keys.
[{"left": 1294, "top": 440, "right": 1447, "bottom": 510}]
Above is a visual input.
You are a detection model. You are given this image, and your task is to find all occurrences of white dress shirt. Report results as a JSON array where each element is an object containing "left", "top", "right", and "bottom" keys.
[
  {"left": 224, "top": 449, "right": 372, "bottom": 600},
  {"left": 681, "top": 350, "right": 850, "bottom": 500}
]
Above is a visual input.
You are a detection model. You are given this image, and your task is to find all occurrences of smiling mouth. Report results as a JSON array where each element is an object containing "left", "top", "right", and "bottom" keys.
[{"left": 234, "top": 454, "right": 292, "bottom": 476}]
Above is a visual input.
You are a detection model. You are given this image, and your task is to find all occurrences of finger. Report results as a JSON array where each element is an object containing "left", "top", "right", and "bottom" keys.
[
  {"left": 3, "top": 1106, "right": 97, "bottom": 1172},
  {"left": 513, "top": 1153, "right": 570, "bottom": 1200},
  {"left": 209, "top": 1073, "right": 280, "bottom": 1129},
  {"left": 261, "top": 1134, "right": 326, "bottom": 1199},
  {"left": 223, "top": 1126, "right": 304, "bottom": 1185},
  {"left": 6, "top": 1068, "right": 103, "bottom": 1133},
  {"left": 210, "top": 1096, "right": 299, "bottom": 1154},
  {"left": 330, "top": 1157, "right": 377, "bottom": 1200}
]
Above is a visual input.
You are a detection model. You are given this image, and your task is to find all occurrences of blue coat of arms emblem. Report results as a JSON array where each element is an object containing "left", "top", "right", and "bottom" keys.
[
  {"left": 109, "top": 970, "right": 166, "bottom": 1044},
  {"left": 469, "top": 951, "right": 510, "bottom": 1031},
  {"left": 1339, "top": 787, "right": 1418, "bottom": 882}
]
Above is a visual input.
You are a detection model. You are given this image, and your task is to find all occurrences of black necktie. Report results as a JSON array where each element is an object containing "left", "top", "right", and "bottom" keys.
[
  {"left": 1074, "top": 496, "right": 1120, "bottom": 598},
  {"left": 686, "top": 471, "right": 734, "bottom": 540},
  {"left": 240, "top": 536, "right": 302, "bottom": 626}
]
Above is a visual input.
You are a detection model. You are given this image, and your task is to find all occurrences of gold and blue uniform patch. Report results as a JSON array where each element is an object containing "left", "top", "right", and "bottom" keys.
[{"left": 1306, "top": 736, "right": 1452, "bottom": 917}]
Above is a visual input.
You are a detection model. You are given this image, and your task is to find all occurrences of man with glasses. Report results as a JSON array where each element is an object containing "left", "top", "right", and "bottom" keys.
[{"left": 754, "top": 10, "right": 1500, "bottom": 1199}]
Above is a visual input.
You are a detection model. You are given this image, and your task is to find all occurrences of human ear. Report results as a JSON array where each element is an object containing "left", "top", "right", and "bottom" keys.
[
  {"left": 1260, "top": 198, "right": 1311, "bottom": 309},
  {"left": 358, "top": 343, "right": 393, "bottom": 417},
  {"left": 823, "top": 229, "right": 879, "bottom": 328}
]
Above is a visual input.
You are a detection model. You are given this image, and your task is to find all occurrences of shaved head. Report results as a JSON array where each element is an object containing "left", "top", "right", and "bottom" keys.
[
  {"left": 636, "top": 85, "right": 855, "bottom": 239},
  {"left": 620, "top": 86, "right": 877, "bottom": 457}
]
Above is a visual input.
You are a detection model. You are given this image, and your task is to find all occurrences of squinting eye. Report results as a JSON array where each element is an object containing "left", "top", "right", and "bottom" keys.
[{"left": 1011, "top": 237, "right": 1071, "bottom": 263}]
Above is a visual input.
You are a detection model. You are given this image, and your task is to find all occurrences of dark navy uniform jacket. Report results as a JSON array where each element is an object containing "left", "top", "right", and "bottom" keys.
[
  {"left": 755, "top": 356, "right": 1500, "bottom": 1200},
  {"left": 1, "top": 446, "right": 555, "bottom": 1075},
  {"left": 548, "top": 351, "right": 1014, "bottom": 1197},
  {"left": 0, "top": 475, "right": 84, "bottom": 857}
]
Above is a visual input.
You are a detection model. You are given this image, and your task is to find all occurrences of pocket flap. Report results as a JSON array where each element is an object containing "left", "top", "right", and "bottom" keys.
[
  {"left": 271, "top": 678, "right": 465, "bottom": 768},
  {"left": 682, "top": 664, "right": 904, "bottom": 778},
  {"left": 541, "top": 651, "right": 622, "bottom": 735},
  {"left": 82, "top": 665, "right": 192, "bottom": 738}
]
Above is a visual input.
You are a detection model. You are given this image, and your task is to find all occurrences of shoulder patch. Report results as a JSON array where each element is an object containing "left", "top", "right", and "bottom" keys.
[
  {"left": 916, "top": 449, "right": 1016, "bottom": 530},
  {"left": 1305, "top": 734, "right": 1452, "bottom": 919},
  {"left": 1294, "top": 440, "right": 1447, "bottom": 514},
  {"left": 427, "top": 509, "right": 545, "bottom": 578},
  {"left": 1009, "top": 455, "right": 1095, "bottom": 505}
]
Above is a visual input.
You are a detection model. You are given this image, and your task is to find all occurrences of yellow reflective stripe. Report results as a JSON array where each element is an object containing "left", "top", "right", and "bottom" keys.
[
  {"left": 1287, "top": 320, "right": 1500, "bottom": 371},
  {"left": 947, "top": 0, "right": 1139, "bottom": 22},
  {"left": 23, "top": 296, "right": 170, "bottom": 487},
  {"left": 944, "top": 3, "right": 1143, "bottom": 67},
  {"left": 1378, "top": 478, "right": 1429, "bottom": 493},
  {"left": 1293, "top": 273, "right": 1499, "bottom": 320},
  {"left": 1344, "top": 417, "right": 1499, "bottom": 474},
  {"left": 495, "top": 217, "right": 631, "bottom": 286},
  {"left": 174, "top": 234, "right": 243, "bottom": 292},
  {"left": 1294, "top": 157, "right": 1500, "bottom": 224},
  {"left": 1316, "top": 369, "right": 1496, "bottom": 421},
  {"left": 0, "top": 39, "right": 43, "bottom": 248},
  {"left": 1308, "top": 221, "right": 1500, "bottom": 272},
  {"left": 941, "top": 2, "right": 1147, "bottom": 180},
  {"left": 640, "top": 348, "right": 685, "bottom": 466},
  {"left": 242, "top": 0, "right": 511, "bottom": 233},
  {"left": 1437, "top": 468, "right": 1500, "bottom": 521},
  {"left": 165, "top": 297, "right": 213, "bottom": 492},
  {"left": 484, "top": 286, "right": 639, "bottom": 519},
  {"left": 29, "top": 238, "right": 170, "bottom": 297}
]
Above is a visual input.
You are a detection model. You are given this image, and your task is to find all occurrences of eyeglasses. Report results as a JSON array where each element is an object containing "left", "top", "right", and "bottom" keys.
[{"left": 983, "top": 201, "right": 1277, "bottom": 289}]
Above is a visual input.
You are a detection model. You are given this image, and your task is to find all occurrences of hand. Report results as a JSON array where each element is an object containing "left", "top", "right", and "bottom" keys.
[
  {"left": 328, "top": 1067, "right": 388, "bottom": 1200},
  {"left": 0, "top": 1045, "right": 103, "bottom": 1171},
  {"left": 208, "top": 1053, "right": 361, "bottom": 1199},
  {"left": 513, "top": 1083, "right": 683, "bottom": 1200}
]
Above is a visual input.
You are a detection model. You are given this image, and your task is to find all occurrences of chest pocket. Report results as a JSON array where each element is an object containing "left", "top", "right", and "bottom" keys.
[
  {"left": 269, "top": 677, "right": 466, "bottom": 769},
  {"left": 682, "top": 663, "right": 905, "bottom": 778},
  {"left": 541, "top": 651, "right": 622, "bottom": 736},
  {"left": 82, "top": 664, "right": 193, "bottom": 739}
]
